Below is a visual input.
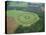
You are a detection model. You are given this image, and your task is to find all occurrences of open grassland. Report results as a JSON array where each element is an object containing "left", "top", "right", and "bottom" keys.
[
  {"left": 7, "top": 10, "right": 40, "bottom": 27},
  {"left": 7, "top": 2, "right": 44, "bottom": 33}
]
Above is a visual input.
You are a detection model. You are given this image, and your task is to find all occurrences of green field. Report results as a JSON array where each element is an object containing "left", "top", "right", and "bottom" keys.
[
  {"left": 7, "top": 10, "right": 40, "bottom": 27},
  {"left": 7, "top": 1, "right": 44, "bottom": 33},
  {"left": 7, "top": 9, "right": 44, "bottom": 33}
]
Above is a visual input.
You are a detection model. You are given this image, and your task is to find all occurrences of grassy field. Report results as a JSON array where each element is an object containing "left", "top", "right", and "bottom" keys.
[
  {"left": 7, "top": 10, "right": 40, "bottom": 27},
  {"left": 7, "top": 10, "right": 44, "bottom": 33},
  {"left": 7, "top": 1, "right": 44, "bottom": 33}
]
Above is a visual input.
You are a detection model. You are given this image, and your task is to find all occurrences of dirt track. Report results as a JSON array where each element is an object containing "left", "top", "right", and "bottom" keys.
[{"left": 7, "top": 16, "right": 17, "bottom": 34}]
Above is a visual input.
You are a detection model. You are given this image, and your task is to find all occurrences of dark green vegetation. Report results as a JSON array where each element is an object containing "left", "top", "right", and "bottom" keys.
[{"left": 7, "top": 1, "right": 45, "bottom": 33}]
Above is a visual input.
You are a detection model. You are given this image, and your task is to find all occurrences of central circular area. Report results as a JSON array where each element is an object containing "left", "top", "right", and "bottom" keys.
[{"left": 16, "top": 12, "right": 40, "bottom": 27}]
